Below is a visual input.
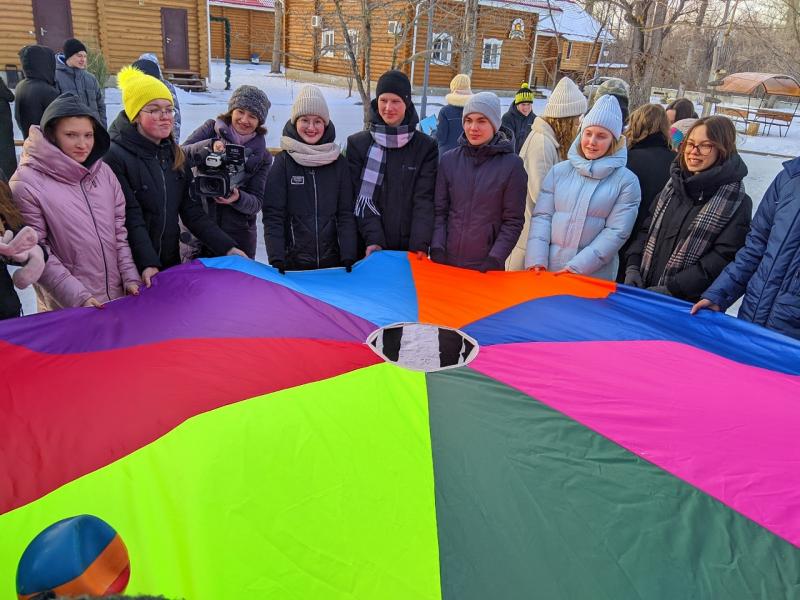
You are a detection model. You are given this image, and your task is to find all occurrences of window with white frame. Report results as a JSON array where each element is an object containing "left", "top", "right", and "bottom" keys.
[
  {"left": 431, "top": 33, "right": 453, "bottom": 65},
  {"left": 346, "top": 29, "right": 360, "bottom": 59},
  {"left": 565, "top": 41, "right": 574, "bottom": 60},
  {"left": 481, "top": 38, "right": 502, "bottom": 69},
  {"left": 321, "top": 29, "right": 335, "bottom": 57}
]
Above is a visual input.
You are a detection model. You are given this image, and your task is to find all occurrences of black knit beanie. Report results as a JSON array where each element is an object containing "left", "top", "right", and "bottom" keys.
[
  {"left": 376, "top": 70, "right": 412, "bottom": 106},
  {"left": 63, "top": 38, "right": 87, "bottom": 60}
]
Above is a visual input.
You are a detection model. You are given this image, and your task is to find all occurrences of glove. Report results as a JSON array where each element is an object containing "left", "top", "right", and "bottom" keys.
[
  {"left": 624, "top": 266, "right": 644, "bottom": 288},
  {"left": 0, "top": 226, "right": 38, "bottom": 258},
  {"left": 12, "top": 244, "right": 45, "bottom": 289},
  {"left": 342, "top": 260, "right": 354, "bottom": 273},
  {"left": 271, "top": 260, "right": 285, "bottom": 275},
  {"left": 479, "top": 256, "right": 503, "bottom": 273},
  {"left": 647, "top": 285, "right": 672, "bottom": 296},
  {"left": 430, "top": 247, "right": 446, "bottom": 264}
]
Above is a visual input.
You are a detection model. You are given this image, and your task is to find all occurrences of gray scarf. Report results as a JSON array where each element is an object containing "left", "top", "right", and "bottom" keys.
[{"left": 355, "top": 124, "right": 414, "bottom": 218}]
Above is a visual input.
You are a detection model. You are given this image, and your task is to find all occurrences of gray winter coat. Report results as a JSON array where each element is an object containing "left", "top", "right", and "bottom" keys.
[
  {"left": 55, "top": 57, "right": 106, "bottom": 126},
  {"left": 432, "top": 128, "right": 526, "bottom": 270}
]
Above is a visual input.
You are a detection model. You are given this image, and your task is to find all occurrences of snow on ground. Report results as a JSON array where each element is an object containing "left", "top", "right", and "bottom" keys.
[{"left": 10, "top": 61, "right": 800, "bottom": 315}]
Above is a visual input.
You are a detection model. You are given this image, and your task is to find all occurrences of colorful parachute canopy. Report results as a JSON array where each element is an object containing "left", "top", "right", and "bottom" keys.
[{"left": 1, "top": 251, "right": 799, "bottom": 599}]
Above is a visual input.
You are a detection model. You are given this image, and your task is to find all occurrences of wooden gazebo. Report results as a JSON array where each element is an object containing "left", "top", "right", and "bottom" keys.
[{"left": 712, "top": 72, "right": 800, "bottom": 136}]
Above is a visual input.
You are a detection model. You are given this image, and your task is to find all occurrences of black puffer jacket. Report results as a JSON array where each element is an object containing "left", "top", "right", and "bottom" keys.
[
  {"left": 0, "top": 78, "right": 15, "bottom": 178},
  {"left": 264, "top": 121, "right": 357, "bottom": 270},
  {"left": 501, "top": 103, "right": 536, "bottom": 154},
  {"left": 104, "top": 111, "right": 237, "bottom": 270},
  {"left": 346, "top": 100, "right": 437, "bottom": 253},
  {"left": 14, "top": 46, "right": 59, "bottom": 140},
  {"left": 617, "top": 132, "right": 676, "bottom": 281},
  {"left": 625, "top": 154, "right": 752, "bottom": 301}
]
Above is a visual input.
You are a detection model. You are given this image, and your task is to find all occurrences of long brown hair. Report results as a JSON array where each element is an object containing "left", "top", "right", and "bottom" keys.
[
  {"left": 666, "top": 98, "right": 698, "bottom": 121},
  {"left": 678, "top": 115, "right": 737, "bottom": 172},
  {"left": 627, "top": 104, "right": 670, "bottom": 149},
  {"left": 0, "top": 180, "right": 24, "bottom": 232},
  {"left": 218, "top": 109, "right": 267, "bottom": 136},
  {"left": 543, "top": 115, "right": 580, "bottom": 160}
]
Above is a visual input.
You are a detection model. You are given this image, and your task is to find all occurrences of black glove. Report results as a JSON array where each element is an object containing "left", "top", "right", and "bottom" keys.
[
  {"left": 430, "top": 247, "right": 446, "bottom": 264},
  {"left": 479, "top": 256, "right": 503, "bottom": 273},
  {"left": 342, "top": 259, "right": 354, "bottom": 273},
  {"left": 647, "top": 285, "right": 672, "bottom": 296},
  {"left": 624, "top": 266, "right": 644, "bottom": 288},
  {"left": 271, "top": 260, "right": 285, "bottom": 275}
]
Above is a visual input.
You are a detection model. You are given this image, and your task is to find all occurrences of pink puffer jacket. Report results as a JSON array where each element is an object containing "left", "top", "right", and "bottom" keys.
[{"left": 10, "top": 126, "right": 141, "bottom": 309}]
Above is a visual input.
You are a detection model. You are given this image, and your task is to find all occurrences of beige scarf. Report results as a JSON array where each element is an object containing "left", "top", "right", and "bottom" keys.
[{"left": 280, "top": 136, "right": 342, "bottom": 167}]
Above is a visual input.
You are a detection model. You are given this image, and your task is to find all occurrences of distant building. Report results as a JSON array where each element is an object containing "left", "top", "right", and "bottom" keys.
[{"left": 210, "top": 0, "right": 276, "bottom": 62}]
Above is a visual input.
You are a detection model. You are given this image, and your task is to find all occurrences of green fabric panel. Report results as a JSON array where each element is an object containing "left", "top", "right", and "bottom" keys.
[
  {"left": 1, "top": 364, "right": 441, "bottom": 600},
  {"left": 427, "top": 368, "right": 800, "bottom": 600}
]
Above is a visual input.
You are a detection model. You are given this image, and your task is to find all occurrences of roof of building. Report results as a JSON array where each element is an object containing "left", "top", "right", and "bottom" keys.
[
  {"left": 210, "top": 0, "right": 275, "bottom": 10},
  {"left": 480, "top": 0, "right": 612, "bottom": 43}
]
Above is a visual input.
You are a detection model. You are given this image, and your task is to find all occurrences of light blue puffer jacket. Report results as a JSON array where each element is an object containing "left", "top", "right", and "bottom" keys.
[{"left": 525, "top": 136, "right": 641, "bottom": 279}]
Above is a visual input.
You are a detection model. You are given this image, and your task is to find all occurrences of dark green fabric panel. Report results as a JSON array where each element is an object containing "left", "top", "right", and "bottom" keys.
[{"left": 427, "top": 368, "right": 800, "bottom": 600}]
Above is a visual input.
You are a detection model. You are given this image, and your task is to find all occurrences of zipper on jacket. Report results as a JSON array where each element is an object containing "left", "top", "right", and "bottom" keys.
[
  {"left": 158, "top": 165, "right": 168, "bottom": 260},
  {"left": 311, "top": 169, "right": 320, "bottom": 268},
  {"left": 81, "top": 175, "right": 112, "bottom": 301}
]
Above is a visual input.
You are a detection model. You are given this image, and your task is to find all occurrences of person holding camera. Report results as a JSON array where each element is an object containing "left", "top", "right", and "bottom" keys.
[
  {"left": 263, "top": 85, "right": 357, "bottom": 272},
  {"left": 182, "top": 85, "right": 272, "bottom": 259},
  {"left": 105, "top": 66, "right": 245, "bottom": 286}
]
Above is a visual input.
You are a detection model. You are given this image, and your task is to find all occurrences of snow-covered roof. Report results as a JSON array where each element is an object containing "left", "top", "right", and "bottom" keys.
[
  {"left": 210, "top": 0, "right": 275, "bottom": 11},
  {"left": 479, "top": 0, "right": 612, "bottom": 43}
]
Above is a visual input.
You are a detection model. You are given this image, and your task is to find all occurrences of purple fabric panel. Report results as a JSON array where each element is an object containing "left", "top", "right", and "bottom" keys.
[{"left": 0, "top": 263, "right": 375, "bottom": 354}]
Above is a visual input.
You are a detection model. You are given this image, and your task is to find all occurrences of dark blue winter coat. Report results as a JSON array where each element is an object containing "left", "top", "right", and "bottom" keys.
[
  {"left": 432, "top": 128, "right": 526, "bottom": 270},
  {"left": 436, "top": 104, "right": 464, "bottom": 159},
  {"left": 703, "top": 156, "right": 800, "bottom": 340}
]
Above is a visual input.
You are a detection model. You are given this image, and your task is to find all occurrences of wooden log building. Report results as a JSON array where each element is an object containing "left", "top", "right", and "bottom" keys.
[
  {"left": 210, "top": 0, "right": 276, "bottom": 62},
  {"left": 1, "top": 0, "right": 210, "bottom": 82}
]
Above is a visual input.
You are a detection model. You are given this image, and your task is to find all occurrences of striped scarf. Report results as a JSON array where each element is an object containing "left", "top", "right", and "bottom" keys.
[
  {"left": 640, "top": 179, "right": 744, "bottom": 286},
  {"left": 354, "top": 124, "right": 414, "bottom": 218}
]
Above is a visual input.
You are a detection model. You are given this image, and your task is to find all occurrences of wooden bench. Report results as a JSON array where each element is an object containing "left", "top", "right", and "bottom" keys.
[
  {"left": 715, "top": 105, "right": 750, "bottom": 126},
  {"left": 754, "top": 109, "right": 794, "bottom": 137}
]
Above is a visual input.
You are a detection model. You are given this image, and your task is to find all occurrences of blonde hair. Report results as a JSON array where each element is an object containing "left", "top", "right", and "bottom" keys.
[
  {"left": 627, "top": 104, "right": 670, "bottom": 149},
  {"left": 542, "top": 115, "right": 580, "bottom": 161}
]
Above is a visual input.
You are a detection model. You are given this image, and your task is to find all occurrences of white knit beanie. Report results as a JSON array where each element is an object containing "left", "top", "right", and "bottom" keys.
[
  {"left": 463, "top": 92, "right": 502, "bottom": 132},
  {"left": 542, "top": 77, "right": 587, "bottom": 119},
  {"left": 291, "top": 85, "right": 330, "bottom": 125},
  {"left": 581, "top": 94, "right": 623, "bottom": 139}
]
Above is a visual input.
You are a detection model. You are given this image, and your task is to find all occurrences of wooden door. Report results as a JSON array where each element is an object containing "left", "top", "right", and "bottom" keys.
[
  {"left": 161, "top": 8, "right": 190, "bottom": 71},
  {"left": 31, "top": 0, "right": 74, "bottom": 51}
]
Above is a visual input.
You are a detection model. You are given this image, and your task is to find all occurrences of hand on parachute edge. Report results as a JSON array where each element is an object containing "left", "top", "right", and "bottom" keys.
[
  {"left": 624, "top": 266, "right": 644, "bottom": 288},
  {"left": 271, "top": 260, "right": 286, "bottom": 275},
  {"left": 342, "top": 260, "right": 354, "bottom": 273},
  {"left": 142, "top": 267, "right": 159, "bottom": 288},
  {"left": 365, "top": 244, "right": 382, "bottom": 257},
  {"left": 690, "top": 298, "right": 721, "bottom": 315}
]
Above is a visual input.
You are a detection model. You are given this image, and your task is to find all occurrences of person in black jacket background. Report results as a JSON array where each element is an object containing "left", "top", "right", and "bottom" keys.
[
  {"left": 500, "top": 82, "right": 536, "bottom": 154},
  {"left": 346, "top": 70, "right": 437, "bottom": 258},
  {"left": 0, "top": 77, "right": 15, "bottom": 178},
  {"left": 264, "top": 85, "right": 357, "bottom": 272},
  {"left": 14, "top": 46, "right": 59, "bottom": 140},
  {"left": 104, "top": 66, "right": 244, "bottom": 287},
  {"left": 617, "top": 103, "right": 676, "bottom": 281},
  {"left": 624, "top": 116, "right": 751, "bottom": 301}
]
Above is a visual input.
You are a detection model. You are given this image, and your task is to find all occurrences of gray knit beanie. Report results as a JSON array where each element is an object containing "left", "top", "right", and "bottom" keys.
[
  {"left": 291, "top": 85, "right": 330, "bottom": 125},
  {"left": 462, "top": 92, "right": 502, "bottom": 132},
  {"left": 228, "top": 85, "right": 271, "bottom": 125}
]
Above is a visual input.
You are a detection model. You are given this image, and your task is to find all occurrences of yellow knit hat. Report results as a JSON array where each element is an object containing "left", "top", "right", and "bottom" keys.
[
  {"left": 514, "top": 82, "right": 534, "bottom": 105},
  {"left": 450, "top": 73, "right": 472, "bottom": 94},
  {"left": 117, "top": 65, "right": 173, "bottom": 120}
]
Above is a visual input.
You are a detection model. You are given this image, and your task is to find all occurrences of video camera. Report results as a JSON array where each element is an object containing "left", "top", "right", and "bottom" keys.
[{"left": 192, "top": 143, "right": 248, "bottom": 199}]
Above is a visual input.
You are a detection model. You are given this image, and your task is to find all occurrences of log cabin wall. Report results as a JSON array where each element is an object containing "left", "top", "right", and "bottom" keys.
[{"left": 210, "top": 5, "right": 275, "bottom": 61}]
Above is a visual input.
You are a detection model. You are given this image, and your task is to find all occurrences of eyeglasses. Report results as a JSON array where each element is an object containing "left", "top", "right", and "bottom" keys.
[
  {"left": 140, "top": 107, "right": 176, "bottom": 119},
  {"left": 684, "top": 141, "right": 716, "bottom": 156}
]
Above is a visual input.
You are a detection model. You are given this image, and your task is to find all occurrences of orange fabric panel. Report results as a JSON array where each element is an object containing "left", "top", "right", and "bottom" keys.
[{"left": 409, "top": 254, "right": 616, "bottom": 328}]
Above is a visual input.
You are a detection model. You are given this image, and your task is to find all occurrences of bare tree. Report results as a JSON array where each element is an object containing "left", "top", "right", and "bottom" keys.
[
  {"left": 271, "top": 0, "right": 284, "bottom": 74},
  {"left": 459, "top": 0, "right": 479, "bottom": 74},
  {"left": 676, "top": 0, "right": 707, "bottom": 97}
]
